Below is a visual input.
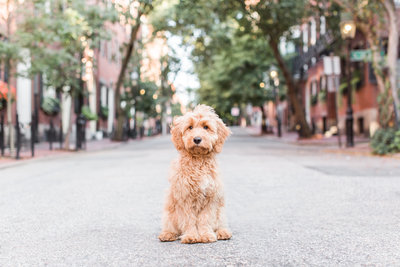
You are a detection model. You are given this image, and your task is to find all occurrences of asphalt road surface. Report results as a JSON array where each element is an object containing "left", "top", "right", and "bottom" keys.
[{"left": 1, "top": 127, "right": 400, "bottom": 266}]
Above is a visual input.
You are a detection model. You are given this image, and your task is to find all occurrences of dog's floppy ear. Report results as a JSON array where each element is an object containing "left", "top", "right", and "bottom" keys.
[
  {"left": 214, "top": 117, "right": 231, "bottom": 153},
  {"left": 171, "top": 116, "right": 185, "bottom": 151}
]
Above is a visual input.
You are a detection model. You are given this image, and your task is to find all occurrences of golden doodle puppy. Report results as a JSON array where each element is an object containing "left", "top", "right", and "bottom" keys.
[{"left": 159, "top": 104, "right": 232, "bottom": 244}]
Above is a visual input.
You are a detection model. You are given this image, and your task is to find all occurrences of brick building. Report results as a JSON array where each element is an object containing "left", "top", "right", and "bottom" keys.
[
  {"left": 0, "top": 0, "right": 167, "bottom": 151},
  {"left": 286, "top": 5, "right": 400, "bottom": 138}
]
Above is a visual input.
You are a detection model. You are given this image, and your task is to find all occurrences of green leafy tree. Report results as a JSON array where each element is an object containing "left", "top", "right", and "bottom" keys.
[
  {"left": 113, "top": 0, "right": 154, "bottom": 141},
  {"left": 157, "top": 45, "right": 180, "bottom": 134},
  {"left": 196, "top": 31, "right": 276, "bottom": 129},
  {"left": 151, "top": 0, "right": 314, "bottom": 137},
  {"left": 238, "top": 0, "right": 314, "bottom": 137},
  {"left": 16, "top": 0, "right": 117, "bottom": 149}
]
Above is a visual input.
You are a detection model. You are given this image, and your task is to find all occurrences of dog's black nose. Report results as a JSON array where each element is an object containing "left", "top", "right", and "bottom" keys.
[{"left": 193, "top": 137, "right": 202, "bottom": 144}]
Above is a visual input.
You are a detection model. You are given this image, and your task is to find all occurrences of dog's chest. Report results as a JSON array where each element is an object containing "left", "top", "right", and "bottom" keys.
[{"left": 199, "top": 176, "right": 216, "bottom": 196}]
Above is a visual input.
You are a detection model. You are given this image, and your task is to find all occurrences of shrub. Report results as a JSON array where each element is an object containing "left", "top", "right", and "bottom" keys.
[
  {"left": 318, "top": 89, "right": 327, "bottom": 102},
  {"left": 100, "top": 105, "right": 109, "bottom": 119},
  {"left": 370, "top": 128, "right": 400, "bottom": 155},
  {"left": 311, "top": 94, "right": 318, "bottom": 106},
  {"left": 41, "top": 97, "right": 60, "bottom": 116},
  {"left": 82, "top": 105, "right": 98, "bottom": 121},
  {"left": 391, "top": 130, "right": 400, "bottom": 152}
]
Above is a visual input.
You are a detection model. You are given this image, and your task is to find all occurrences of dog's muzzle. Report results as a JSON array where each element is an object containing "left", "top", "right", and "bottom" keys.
[{"left": 193, "top": 137, "right": 202, "bottom": 144}]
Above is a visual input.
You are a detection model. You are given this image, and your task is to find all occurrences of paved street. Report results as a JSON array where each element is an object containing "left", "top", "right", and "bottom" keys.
[{"left": 1, "top": 127, "right": 400, "bottom": 266}]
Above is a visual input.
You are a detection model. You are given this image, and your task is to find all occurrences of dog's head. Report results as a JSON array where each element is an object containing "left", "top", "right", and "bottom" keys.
[{"left": 171, "top": 104, "right": 231, "bottom": 155}]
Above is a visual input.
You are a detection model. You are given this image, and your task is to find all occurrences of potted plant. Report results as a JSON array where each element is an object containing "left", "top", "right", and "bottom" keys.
[
  {"left": 99, "top": 105, "right": 109, "bottom": 120},
  {"left": 82, "top": 105, "right": 98, "bottom": 121},
  {"left": 311, "top": 94, "right": 318, "bottom": 106},
  {"left": 41, "top": 97, "right": 60, "bottom": 116}
]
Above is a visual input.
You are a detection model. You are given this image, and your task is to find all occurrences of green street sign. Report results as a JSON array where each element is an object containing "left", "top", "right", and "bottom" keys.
[{"left": 350, "top": 49, "right": 385, "bottom": 62}]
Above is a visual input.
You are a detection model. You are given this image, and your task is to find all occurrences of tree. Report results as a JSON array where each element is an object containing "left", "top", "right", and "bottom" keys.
[
  {"left": 113, "top": 0, "right": 153, "bottom": 141},
  {"left": 158, "top": 45, "right": 180, "bottom": 134},
  {"left": 196, "top": 31, "right": 277, "bottom": 129},
  {"left": 119, "top": 28, "right": 177, "bottom": 138},
  {"left": 151, "top": 0, "right": 313, "bottom": 137},
  {"left": 239, "top": 0, "right": 315, "bottom": 137},
  {"left": 16, "top": 0, "right": 117, "bottom": 149}
]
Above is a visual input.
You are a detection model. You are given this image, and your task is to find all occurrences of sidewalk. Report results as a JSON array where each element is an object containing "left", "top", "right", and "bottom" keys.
[
  {"left": 244, "top": 126, "right": 400, "bottom": 158},
  {"left": 0, "top": 137, "right": 135, "bottom": 169}
]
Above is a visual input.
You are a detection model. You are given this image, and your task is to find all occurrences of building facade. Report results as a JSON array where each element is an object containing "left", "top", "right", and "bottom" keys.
[
  {"left": 0, "top": 1, "right": 167, "bottom": 151},
  {"left": 287, "top": 5, "right": 400, "bottom": 138}
]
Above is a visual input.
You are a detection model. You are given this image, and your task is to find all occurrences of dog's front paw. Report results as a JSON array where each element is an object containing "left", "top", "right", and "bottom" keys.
[
  {"left": 199, "top": 232, "right": 217, "bottom": 243},
  {"left": 180, "top": 233, "right": 199, "bottom": 244},
  {"left": 216, "top": 228, "right": 232, "bottom": 240},
  {"left": 159, "top": 231, "right": 178, "bottom": 242}
]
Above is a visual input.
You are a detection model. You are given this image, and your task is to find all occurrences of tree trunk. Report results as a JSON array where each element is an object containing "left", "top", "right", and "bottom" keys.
[
  {"left": 383, "top": 0, "right": 399, "bottom": 126},
  {"left": 269, "top": 39, "right": 312, "bottom": 138},
  {"left": 63, "top": 92, "right": 73, "bottom": 150},
  {"left": 259, "top": 104, "right": 268, "bottom": 134},
  {"left": 365, "top": 28, "right": 395, "bottom": 128},
  {"left": 370, "top": 41, "right": 386, "bottom": 94},
  {"left": 113, "top": 13, "right": 142, "bottom": 141}
]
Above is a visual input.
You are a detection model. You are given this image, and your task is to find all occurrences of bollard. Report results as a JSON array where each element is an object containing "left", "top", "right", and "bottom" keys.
[
  {"left": 0, "top": 114, "right": 4, "bottom": 156},
  {"left": 49, "top": 120, "right": 55, "bottom": 150},
  {"left": 15, "top": 113, "right": 21, "bottom": 160},
  {"left": 75, "top": 116, "right": 80, "bottom": 150},
  {"left": 82, "top": 117, "right": 87, "bottom": 150},
  {"left": 59, "top": 123, "right": 63, "bottom": 149},
  {"left": 277, "top": 116, "right": 282, "bottom": 138},
  {"left": 76, "top": 114, "right": 86, "bottom": 150},
  {"left": 31, "top": 114, "right": 35, "bottom": 157}
]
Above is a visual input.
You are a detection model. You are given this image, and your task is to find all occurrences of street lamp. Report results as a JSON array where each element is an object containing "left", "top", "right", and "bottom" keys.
[
  {"left": 340, "top": 21, "right": 356, "bottom": 40},
  {"left": 270, "top": 68, "right": 281, "bottom": 137},
  {"left": 120, "top": 100, "right": 127, "bottom": 109},
  {"left": 340, "top": 19, "right": 356, "bottom": 147},
  {"left": 270, "top": 70, "right": 278, "bottom": 79}
]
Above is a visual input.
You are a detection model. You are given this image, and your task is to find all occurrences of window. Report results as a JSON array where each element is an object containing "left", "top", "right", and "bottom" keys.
[
  {"left": 100, "top": 85, "right": 108, "bottom": 107},
  {"left": 41, "top": 74, "right": 56, "bottom": 98},
  {"left": 358, "top": 117, "right": 364, "bottom": 134},
  {"left": 107, "top": 41, "right": 112, "bottom": 61},
  {"left": 303, "top": 24, "right": 309, "bottom": 52},
  {"left": 4, "top": 63, "right": 9, "bottom": 83},
  {"left": 368, "top": 63, "right": 377, "bottom": 84},
  {"left": 320, "top": 16, "right": 326, "bottom": 35},
  {"left": 115, "top": 40, "right": 119, "bottom": 64},
  {"left": 310, "top": 19, "right": 316, "bottom": 45},
  {"left": 320, "top": 76, "right": 326, "bottom": 91},
  {"left": 100, "top": 40, "right": 105, "bottom": 57},
  {"left": 311, "top": 80, "right": 318, "bottom": 105}
]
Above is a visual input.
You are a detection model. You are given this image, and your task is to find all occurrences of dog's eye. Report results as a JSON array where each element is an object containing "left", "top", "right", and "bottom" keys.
[
  {"left": 203, "top": 126, "right": 208, "bottom": 130},
  {"left": 188, "top": 126, "right": 193, "bottom": 130}
]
